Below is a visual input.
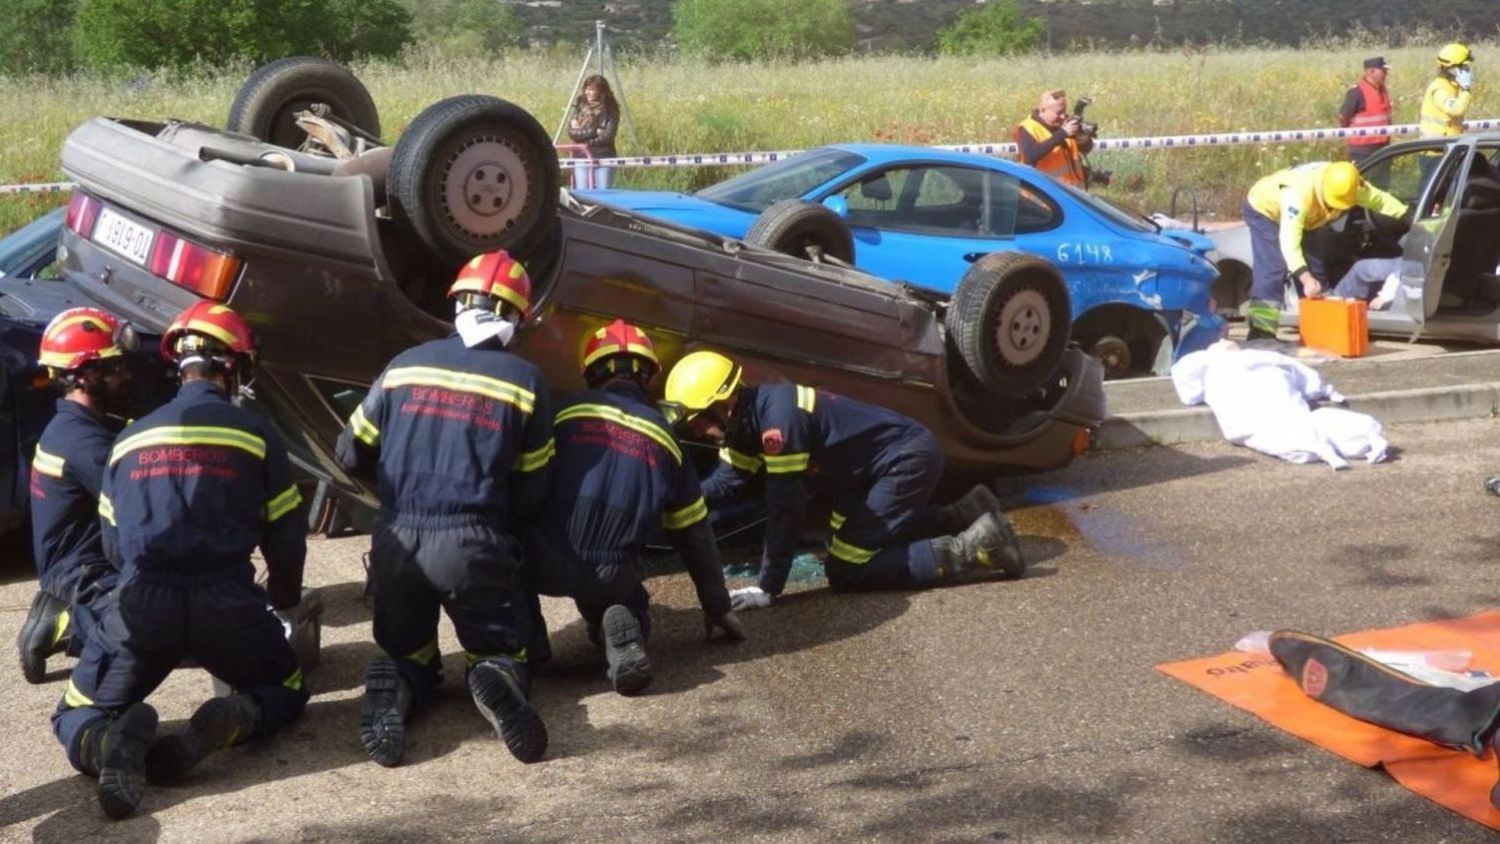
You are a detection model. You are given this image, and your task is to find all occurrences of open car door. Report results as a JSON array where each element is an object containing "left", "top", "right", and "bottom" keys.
[{"left": 1396, "top": 143, "right": 1474, "bottom": 329}]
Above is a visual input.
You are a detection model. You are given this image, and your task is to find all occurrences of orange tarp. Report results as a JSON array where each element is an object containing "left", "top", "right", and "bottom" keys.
[{"left": 1157, "top": 611, "right": 1500, "bottom": 829}]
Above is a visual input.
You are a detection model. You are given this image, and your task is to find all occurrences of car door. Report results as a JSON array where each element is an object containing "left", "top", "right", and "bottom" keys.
[{"left": 818, "top": 164, "right": 1020, "bottom": 292}]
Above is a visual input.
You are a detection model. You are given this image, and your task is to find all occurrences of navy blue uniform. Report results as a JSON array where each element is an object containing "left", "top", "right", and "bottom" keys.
[
  {"left": 703, "top": 384, "right": 947, "bottom": 594},
  {"left": 29, "top": 400, "right": 125, "bottom": 654},
  {"left": 527, "top": 381, "right": 729, "bottom": 632},
  {"left": 336, "top": 335, "right": 552, "bottom": 707},
  {"left": 52, "top": 380, "right": 308, "bottom": 772}
]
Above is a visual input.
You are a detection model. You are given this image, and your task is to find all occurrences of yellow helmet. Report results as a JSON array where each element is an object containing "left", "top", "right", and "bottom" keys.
[
  {"left": 1437, "top": 42, "right": 1472, "bottom": 69},
  {"left": 663, "top": 351, "right": 742, "bottom": 421},
  {"left": 1321, "top": 162, "right": 1360, "bottom": 210}
]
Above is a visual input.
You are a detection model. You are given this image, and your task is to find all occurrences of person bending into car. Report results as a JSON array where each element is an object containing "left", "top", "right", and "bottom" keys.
[
  {"left": 523, "top": 321, "right": 745, "bottom": 696},
  {"left": 336, "top": 250, "right": 552, "bottom": 769},
  {"left": 52, "top": 302, "right": 308, "bottom": 820},
  {"left": 1241, "top": 161, "right": 1408, "bottom": 341},
  {"left": 1014, "top": 89, "right": 1093, "bottom": 189},
  {"left": 18, "top": 308, "right": 136, "bottom": 684},
  {"left": 662, "top": 351, "right": 1023, "bottom": 612}
]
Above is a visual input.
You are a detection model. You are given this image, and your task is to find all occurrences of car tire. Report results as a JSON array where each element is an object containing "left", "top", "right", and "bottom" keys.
[
  {"left": 227, "top": 57, "right": 381, "bottom": 149},
  {"left": 744, "top": 199, "right": 855, "bottom": 265},
  {"left": 387, "top": 95, "right": 559, "bottom": 276},
  {"left": 946, "top": 252, "right": 1070, "bottom": 397}
]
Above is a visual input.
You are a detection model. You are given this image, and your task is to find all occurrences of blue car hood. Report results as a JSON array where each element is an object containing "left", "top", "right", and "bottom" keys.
[
  {"left": 1159, "top": 227, "right": 1216, "bottom": 256},
  {"left": 576, "top": 190, "right": 755, "bottom": 236}
]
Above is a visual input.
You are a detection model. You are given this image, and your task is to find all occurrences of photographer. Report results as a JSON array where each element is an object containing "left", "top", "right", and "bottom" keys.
[{"left": 1014, "top": 89, "right": 1095, "bottom": 189}]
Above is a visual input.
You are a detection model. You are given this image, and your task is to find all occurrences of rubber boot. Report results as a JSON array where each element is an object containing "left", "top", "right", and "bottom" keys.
[
  {"left": 1269, "top": 630, "right": 1500, "bottom": 755},
  {"left": 468, "top": 659, "right": 547, "bottom": 764},
  {"left": 933, "top": 513, "right": 1025, "bottom": 581},
  {"left": 89, "top": 703, "right": 159, "bottom": 820},
  {"left": 17, "top": 590, "right": 70, "bottom": 684},
  {"left": 1484, "top": 476, "right": 1500, "bottom": 498},
  {"left": 602, "top": 604, "right": 653, "bottom": 697},
  {"left": 937, "top": 483, "right": 1003, "bottom": 535},
  {"left": 359, "top": 657, "right": 414, "bottom": 768},
  {"left": 145, "top": 693, "right": 261, "bottom": 784},
  {"left": 1245, "top": 299, "right": 1281, "bottom": 342}
]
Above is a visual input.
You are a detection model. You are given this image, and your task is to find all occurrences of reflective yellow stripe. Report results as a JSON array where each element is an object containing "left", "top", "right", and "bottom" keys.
[
  {"left": 830, "top": 511, "right": 846, "bottom": 530},
  {"left": 265, "top": 485, "right": 303, "bottom": 522},
  {"left": 63, "top": 678, "right": 94, "bottom": 708},
  {"left": 513, "top": 438, "right": 555, "bottom": 472},
  {"left": 829, "top": 535, "right": 877, "bottom": 565},
  {"left": 384, "top": 366, "right": 536, "bottom": 414},
  {"left": 556, "top": 403, "right": 683, "bottom": 463},
  {"left": 719, "top": 447, "right": 762, "bottom": 473},
  {"left": 466, "top": 648, "right": 527, "bottom": 666},
  {"left": 98, "top": 493, "right": 115, "bottom": 526},
  {"left": 52, "top": 609, "right": 71, "bottom": 647},
  {"left": 406, "top": 639, "right": 439, "bottom": 666},
  {"left": 663, "top": 496, "right": 708, "bottom": 530},
  {"left": 111, "top": 425, "right": 266, "bottom": 464},
  {"left": 796, "top": 384, "right": 817, "bottom": 413},
  {"left": 349, "top": 405, "right": 380, "bottom": 446},
  {"left": 764, "top": 453, "right": 811, "bottom": 474},
  {"left": 32, "top": 447, "right": 65, "bottom": 479},
  {"left": 282, "top": 668, "right": 303, "bottom": 691}
]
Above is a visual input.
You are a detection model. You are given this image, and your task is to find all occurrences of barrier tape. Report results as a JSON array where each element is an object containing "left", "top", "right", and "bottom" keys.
[{"left": 3, "top": 119, "right": 1496, "bottom": 192}]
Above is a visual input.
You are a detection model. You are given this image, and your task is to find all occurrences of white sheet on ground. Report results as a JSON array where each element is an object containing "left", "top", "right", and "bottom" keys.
[{"left": 1170, "top": 344, "right": 1389, "bottom": 468}]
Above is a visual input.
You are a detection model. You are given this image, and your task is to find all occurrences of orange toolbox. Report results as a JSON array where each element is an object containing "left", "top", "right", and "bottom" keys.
[{"left": 1299, "top": 297, "right": 1369, "bottom": 357}]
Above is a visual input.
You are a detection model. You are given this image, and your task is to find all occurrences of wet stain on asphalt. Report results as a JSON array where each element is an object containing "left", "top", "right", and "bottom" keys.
[{"left": 1011, "top": 484, "right": 1183, "bottom": 569}]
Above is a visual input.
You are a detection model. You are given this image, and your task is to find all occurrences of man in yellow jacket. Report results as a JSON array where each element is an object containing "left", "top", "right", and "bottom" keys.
[
  {"left": 1419, "top": 42, "right": 1475, "bottom": 185},
  {"left": 1241, "top": 161, "right": 1409, "bottom": 340}
]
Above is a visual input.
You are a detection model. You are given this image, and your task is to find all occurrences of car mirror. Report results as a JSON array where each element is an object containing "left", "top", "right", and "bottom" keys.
[{"left": 821, "top": 196, "right": 850, "bottom": 219}]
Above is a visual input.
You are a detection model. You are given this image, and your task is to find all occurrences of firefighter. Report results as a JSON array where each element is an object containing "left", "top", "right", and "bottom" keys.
[
  {"left": 18, "top": 308, "right": 136, "bottom": 684},
  {"left": 336, "top": 250, "right": 552, "bottom": 768},
  {"left": 51, "top": 302, "right": 308, "bottom": 820},
  {"left": 1241, "top": 161, "right": 1408, "bottom": 341},
  {"left": 661, "top": 351, "right": 1023, "bottom": 610},
  {"left": 525, "top": 320, "right": 745, "bottom": 696},
  {"left": 1419, "top": 43, "right": 1475, "bottom": 184}
]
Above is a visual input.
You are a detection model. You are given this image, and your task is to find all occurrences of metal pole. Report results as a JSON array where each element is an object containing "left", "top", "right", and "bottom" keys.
[
  {"left": 552, "top": 45, "right": 595, "bottom": 143},
  {"left": 597, "top": 21, "right": 639, "bottom": 147}
]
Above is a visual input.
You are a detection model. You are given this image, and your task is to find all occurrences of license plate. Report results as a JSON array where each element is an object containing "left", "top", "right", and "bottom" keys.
[{"left": 93, "top": 207, "right": 155, "bottom": 266}]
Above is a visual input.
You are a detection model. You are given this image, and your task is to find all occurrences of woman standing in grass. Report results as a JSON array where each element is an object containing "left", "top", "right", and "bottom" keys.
[{"left": 567, "top": 74, "right": 620, "bottom": 189}]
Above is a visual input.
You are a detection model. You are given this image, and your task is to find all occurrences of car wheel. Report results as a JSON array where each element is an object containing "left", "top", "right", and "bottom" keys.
[
  {"left": 227, "top": 57, "right": 381, "bottom": 149},
  {"left": 744, "top": 199, "right": 855, "bottom": 265},
  {"left": 1087, "top": 335, "right": 1132, "bottom": 380},
  {"left": 946, "top": 252, "right": 1070, "bottom": 397},
  {"left": 387, "top": 95, "right": 560, "bottom": 276}
]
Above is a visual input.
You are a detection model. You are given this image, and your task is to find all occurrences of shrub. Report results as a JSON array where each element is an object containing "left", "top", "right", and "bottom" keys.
[
  {"left": 935, "top": 0, "right": 1045, "bottom": 57},
  {"left": 404, "top": 0, "right": 525, "bottom": 56},
  {"left": 672, "top": 0, "right": 855, "bottom": 62},
  {"left": 1, "top": 0, "right": 79, "bottom": 75}
]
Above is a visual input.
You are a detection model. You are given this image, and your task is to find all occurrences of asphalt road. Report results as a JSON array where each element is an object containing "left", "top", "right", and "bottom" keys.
[{"left": 3, "top": 416, "right": 1500, "bottom": 842}]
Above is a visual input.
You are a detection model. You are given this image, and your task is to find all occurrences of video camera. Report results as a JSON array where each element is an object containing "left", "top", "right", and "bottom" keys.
[
  {"left": 1072, "top": 96, "right": 1100, "bottom": 137},
  {"left": 1072, "top": 95, "right": 1112, "bottom": 188}
]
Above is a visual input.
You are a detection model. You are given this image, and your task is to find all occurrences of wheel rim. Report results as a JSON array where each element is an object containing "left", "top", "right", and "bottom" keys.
[
  {"left": 440, "top": 132, "right": 533, "bottom": 242},
  {"left": 994, "top": 288, "right": 1050, "bottom": 367},
  {"left": 1089, "top": 335, "right": 1132, "bottom": 379}
]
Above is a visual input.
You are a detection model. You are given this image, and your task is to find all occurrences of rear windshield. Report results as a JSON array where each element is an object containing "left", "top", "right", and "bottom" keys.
[{"left": 696, "top": 148, "right": 867, "bottom": 214}]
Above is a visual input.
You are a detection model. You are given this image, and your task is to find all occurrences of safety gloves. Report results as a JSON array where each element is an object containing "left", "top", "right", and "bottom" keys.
[
  {"left": 705, "top": 610, "right": 747, "bottom": 641},
  {"left": 729, "top": 586, "right": 773, "bottom": 611},
  {"left": 1454, "top": 67, "right": 1474, "bottom": 91}
]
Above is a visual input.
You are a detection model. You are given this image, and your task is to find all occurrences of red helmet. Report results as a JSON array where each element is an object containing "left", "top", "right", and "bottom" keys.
[
  {"left": 448, "top": 250, "right": 532, "bottom": 317},
  {"left": 39, "top": 307, "right": 132, "bottom": 372},
  {"left": 160, "top": 301, "right": 258, "bottom": 367},
  {"left": 581, "top": 319, "right": 659, "bottom": 376}
]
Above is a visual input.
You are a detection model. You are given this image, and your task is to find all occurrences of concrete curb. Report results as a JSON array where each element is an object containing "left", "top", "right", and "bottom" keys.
[{"left": 1094, "top": 382, "right": 1500, "bottom": 451}]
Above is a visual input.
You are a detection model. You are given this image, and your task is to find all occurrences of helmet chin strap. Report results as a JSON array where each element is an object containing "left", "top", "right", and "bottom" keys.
[{"left": 454, "top": 308, "right": 518, "bottom": 349}]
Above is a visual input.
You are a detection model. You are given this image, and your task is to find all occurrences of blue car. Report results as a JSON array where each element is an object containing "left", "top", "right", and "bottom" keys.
[{"left": 583, "top": 144, "right": 1225, "bottom": 378}]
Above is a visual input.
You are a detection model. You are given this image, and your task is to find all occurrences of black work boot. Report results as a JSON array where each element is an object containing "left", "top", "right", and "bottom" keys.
[
  {"left": 146, "top": 693, "right": 260, "bottom": 784},
  {"left": 934, "top": 513, "right": 1026, "bottom": 581},
  {"left": 96, "top": 703, "right": 159, "bottom": 820},
  {"left": 468, "top": 659, "right": 548, "bottom": 764},
  {"left": 602, "top": 605, "right": 653, "bottom": 697},
  {"left": 938, "top": 483, "right": 1003, "bottom": 535},
  {"left": 1485, "top": 476, "right": 1500, "bottom": 497},
  {"left": 17, "top": 590, "right": 70, "bottom": 684},
  {"left": 359, "top": 657, "right": 414, "bottom": 768}
]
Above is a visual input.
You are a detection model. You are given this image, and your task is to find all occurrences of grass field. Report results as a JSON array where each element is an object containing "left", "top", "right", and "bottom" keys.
[{"left": 1, "top": 41, "right": 1493, "bottom": 236}]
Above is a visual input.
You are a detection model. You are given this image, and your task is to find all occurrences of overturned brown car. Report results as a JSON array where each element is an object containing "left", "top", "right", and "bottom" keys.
[{"left": 44, "top": 60, "right": 1104, "bottom": 513}]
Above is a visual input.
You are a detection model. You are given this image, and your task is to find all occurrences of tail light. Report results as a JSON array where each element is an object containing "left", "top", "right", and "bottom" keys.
[
  {"left": 147, "top": 232, "right": 241, "bottom": 300},
  {"left": 64, "top": 192, "right": 101, "bottom": 236}
]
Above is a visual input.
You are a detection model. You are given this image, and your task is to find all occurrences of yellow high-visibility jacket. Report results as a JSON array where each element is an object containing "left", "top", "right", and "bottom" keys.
[
  {"left": 1247, "top": 162, "right": 1409, "bottom": 274},
  {"left": 1420, "top": 76, "right": 1470, "bottom": 140}
]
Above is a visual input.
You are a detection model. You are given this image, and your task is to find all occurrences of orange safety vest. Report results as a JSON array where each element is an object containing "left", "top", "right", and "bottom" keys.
[
  {"left": 1348, "top": 78, "right": 1392, "bottom": 148},
  {"left": 1016, "top": 116, "right": 1086, "bottom": 187}
]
